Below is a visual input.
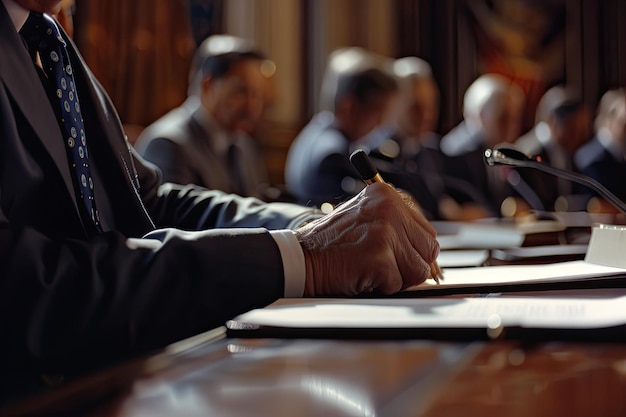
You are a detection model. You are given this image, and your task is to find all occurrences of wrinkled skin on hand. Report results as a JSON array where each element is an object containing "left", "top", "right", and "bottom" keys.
[{"left": 295, "top": 182, "right": 439, "bottom": 296}]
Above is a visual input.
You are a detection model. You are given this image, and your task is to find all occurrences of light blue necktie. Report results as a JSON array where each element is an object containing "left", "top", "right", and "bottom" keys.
[{"left": 20, "top": 12, "right": 102, "bottom": 233}]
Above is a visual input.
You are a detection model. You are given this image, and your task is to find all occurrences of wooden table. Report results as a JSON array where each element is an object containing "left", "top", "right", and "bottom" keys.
[
  {"left": 4, "top": 327, "right": 626, "bottom": 417},
  {"left": 5, "top": 217, "right": 626, "bottom": 416}
]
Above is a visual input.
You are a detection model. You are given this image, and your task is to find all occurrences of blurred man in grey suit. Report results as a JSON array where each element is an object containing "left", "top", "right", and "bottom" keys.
[{"left": 135, "top": 35, "right": 271, "bottom": 198}]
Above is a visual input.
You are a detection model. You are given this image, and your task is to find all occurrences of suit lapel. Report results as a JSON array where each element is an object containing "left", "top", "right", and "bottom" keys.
[{"left": 0, "top": 4, "right": 78, "bottom": 210}]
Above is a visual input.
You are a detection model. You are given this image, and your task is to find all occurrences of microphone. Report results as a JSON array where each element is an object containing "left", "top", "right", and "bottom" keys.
[{"left": 484, "top": 144, "right": 626, "bottom": 215}]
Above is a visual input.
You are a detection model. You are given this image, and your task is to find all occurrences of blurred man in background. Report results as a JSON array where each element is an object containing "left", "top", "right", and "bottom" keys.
[
  {"left": 515, "top": 86, "right": 591, "bottom": 211},
  {"left": 367, "top": 56, "right": 444, "bottom": 219},
  {"left": 439, "top": 73, "right": 525, "bottom": 219},
  {"left": 285, "top": 47, "right": 399, "bottom": 207},
  {"left": 575, "top": 88, "right": 626, "bottom": 210},
  {"left": 135, "top": 35, "right": 272, "bottom": 198}
]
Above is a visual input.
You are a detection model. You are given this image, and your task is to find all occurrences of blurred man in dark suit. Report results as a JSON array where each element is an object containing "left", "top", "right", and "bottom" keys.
[
  {"left": 439, "top": 73, "right": 525, "bottom": 219},
  {"left": 575, "top": 88, "right": 626, "bottom": 209},
  {"left": 367, "top": 56, "right": 444, "bottom": 219},
  {"left": 285, "top": 47, "right": 399, "bottom": 207},
  {"left": 516, "top": 86, "right": 591, "bottom": 211}
]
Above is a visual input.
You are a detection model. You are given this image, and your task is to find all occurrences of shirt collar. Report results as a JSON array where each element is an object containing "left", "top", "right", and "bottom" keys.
[{"left": 2, "top": 0, "right": 30, "bottom": 32}]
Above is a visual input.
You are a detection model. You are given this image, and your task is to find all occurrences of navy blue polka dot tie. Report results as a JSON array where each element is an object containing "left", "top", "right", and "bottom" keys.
[{"left": 21, "top": 12, "right": 102, "bottom": 233}]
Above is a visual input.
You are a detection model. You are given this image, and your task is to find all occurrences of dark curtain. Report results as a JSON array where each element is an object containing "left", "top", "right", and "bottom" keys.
[
  {"left": 74, "top": 0, "right": 196, "bottom": 130},
  {"left": 394, "top": 0, "right": 464, "bottom": 133},
  {"left": 394, "top": 0, "right": 626, "bottom": 133},
  {"left": 189, "top": 0, "right": 224, "bottom": 47}
]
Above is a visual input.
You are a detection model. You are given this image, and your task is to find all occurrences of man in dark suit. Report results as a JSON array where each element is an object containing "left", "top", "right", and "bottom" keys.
[
  {"left": 367, "top": 56, "right": 444, "bottom": 220},
  {"left": 516, "top": 89, "right": 591, "bottom": 211},
  {"left": 285, "top": 48, "right": 399, "bottom": 207},
  {"left": 575, "top": 88, "right": 626, "bottom": 205},
  {"left": 439, "top": 74, "right": 525, "bottom": 219},
  {"left": 135, "top": 36, "right": 270, "bottom": 198},
  {"left": 0, "top": 0, "right": 439, "bottom": 397}
]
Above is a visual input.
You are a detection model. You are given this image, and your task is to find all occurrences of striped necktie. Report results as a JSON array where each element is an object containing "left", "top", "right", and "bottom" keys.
[{"left": 20, "top": 12, "right": 102, "bottom": 233}]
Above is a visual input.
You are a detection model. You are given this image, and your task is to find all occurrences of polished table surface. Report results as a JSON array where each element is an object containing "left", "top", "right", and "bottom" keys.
[{"left": 4, "top": 329, "right": 626, "bottom": 416}]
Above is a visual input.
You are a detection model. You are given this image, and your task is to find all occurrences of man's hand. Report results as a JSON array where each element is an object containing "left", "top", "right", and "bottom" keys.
[{"left": 295, "top": 182, "right": 439, "bottom": 296}]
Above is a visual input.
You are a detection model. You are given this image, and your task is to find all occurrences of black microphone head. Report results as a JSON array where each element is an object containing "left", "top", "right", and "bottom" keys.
[
  {"left": 484, "top": 144, "right": 535, "bottom": 167},
  {"left": 350, "top": 149, "right": 378, "bottom": 181},
  {"left": 493, "top": 144, "right": 534, "bottom": 162},
  {"left": 484, "top": 148, "right": 497, "bottom": 166}
]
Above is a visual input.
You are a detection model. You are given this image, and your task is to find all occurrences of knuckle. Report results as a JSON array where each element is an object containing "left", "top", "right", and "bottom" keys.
[
  {"left": 378, "top": 278, "right": 403, "bottom": 295},
  {"left": 431, "top": 238, "right": 440, "bottom": 259},
  {"left": 370, "top": 257, "right": 395, "bottom": 279},
  {"left": 408, "top": 257, "right": 430, "bottom": 287},
  {"left": 426, "top": 236, "right": 440, "bottom": 262},
  {"left": 411, "top": 255, "right": 431, "bottom": 284},
  {"left": 419, "top": 239, "right": 438, "bottom": 264},
  {"left": 366, "top": 222, "right": 396, "bottom": 247}
]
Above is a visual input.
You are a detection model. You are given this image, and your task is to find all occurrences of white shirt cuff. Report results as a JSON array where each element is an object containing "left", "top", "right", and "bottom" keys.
[{"left": 269, "top": 230, "right": 306, "bottom": 297}]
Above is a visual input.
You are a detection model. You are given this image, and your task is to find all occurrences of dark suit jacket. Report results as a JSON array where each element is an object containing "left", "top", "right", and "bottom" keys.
[
  {"left": 0, "top": 4, "right": 315, "bottom": 392},
  {"left": 575, "top": 135, "right": 626, "bottom": 202},
  {"left": 440, "top": 122, "right": 515, "bottom": 217},
  {"left": 367, "top": 134, "right": 444, "bottom": 220},
  {"left": 135, "top": 104, "right": 268, "bottom": 198},
  {"left": 285, "top": 112, "right": 363, "bottom": 207},
  {"left": 515, "top": 134, "right": 588, "bottom": 211}
]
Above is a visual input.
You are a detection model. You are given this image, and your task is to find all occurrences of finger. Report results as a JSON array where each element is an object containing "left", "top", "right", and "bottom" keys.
[
  {"left": 402, "top": 195, "right": 437, "bottom": 237},
  {"left": 400, "top": 211, "right": 440, "bottom": 265},
  {"left": 369, "top": 183, "right": 436, "bottom": 239},
  {"left": 390, "top": 188, "right": 437, "bottom": 237},
  {"left": 371, "top": 247, "right": 405, "bottom": 295},
  {"left": 367, "top": 184, "right": 439, "bottom": 267},
  {"left": 394, "top": 226, "right": 432, "bottom": 289},
  {"left": 370, "top": 225, "right": 430, "bottom": 294},
  {"left": 361, "top": 226, "right": 405, "bottom": 295}
]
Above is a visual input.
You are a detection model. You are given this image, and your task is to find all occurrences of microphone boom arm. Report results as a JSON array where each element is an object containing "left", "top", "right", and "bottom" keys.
[{"left": 485, "top": 147, "right": 626, "bottom": 215}]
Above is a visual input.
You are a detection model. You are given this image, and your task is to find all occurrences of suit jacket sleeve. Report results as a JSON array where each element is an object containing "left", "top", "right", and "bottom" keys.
[{"left": 135, "top": 147, "right": 319, "bottom": 232}]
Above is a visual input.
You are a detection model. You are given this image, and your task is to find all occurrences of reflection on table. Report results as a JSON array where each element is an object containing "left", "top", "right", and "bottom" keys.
[{"left": 4, "top": 332, "right": 626, "bottom": 417}]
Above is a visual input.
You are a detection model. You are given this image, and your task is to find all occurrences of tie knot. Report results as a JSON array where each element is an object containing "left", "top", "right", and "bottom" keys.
[{"left": 20, "top": 12, "right": 65, "bottom": 53}]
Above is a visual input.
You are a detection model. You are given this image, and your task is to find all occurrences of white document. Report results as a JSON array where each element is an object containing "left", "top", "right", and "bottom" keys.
[
  {"left": 230, "top": 295, "right": 626, "bottom": 330},
  {"left": 421, "top": 225, "right": 626, "bottom": 292},
  {"left": 412, "top": 260, "right": 626, "bottom": 291},
  {"left": 436, "top": 227, "right": 524, "bottom": 250},
  {"left": 437, "top": 250, "right": 490, "bottom": 268}
]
